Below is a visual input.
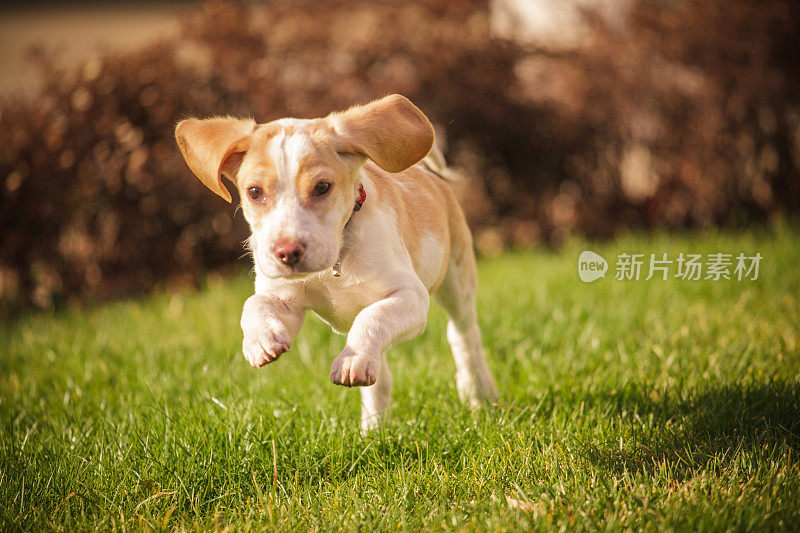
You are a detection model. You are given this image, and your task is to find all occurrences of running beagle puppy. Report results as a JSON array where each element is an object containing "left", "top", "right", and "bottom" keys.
[{"left": 175, "top": 94, "right": 497, "bottom": 431}]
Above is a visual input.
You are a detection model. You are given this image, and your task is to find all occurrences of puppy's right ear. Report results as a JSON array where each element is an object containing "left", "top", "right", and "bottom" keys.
[{"left": 175, "top": 117, "right": 257, "bottom": 202}]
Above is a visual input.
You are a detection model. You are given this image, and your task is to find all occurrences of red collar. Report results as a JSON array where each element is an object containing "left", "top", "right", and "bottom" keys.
[{"left": 353, "top": 184, "right": 366, "bottom": 211}]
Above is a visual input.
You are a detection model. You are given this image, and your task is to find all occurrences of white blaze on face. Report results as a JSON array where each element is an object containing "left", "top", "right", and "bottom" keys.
[
  {"left": 248, "top": 126, "right": 343, "bottom": 278},
  {"left": 270, "top": 129, "right": 311, "bottom": 187}
]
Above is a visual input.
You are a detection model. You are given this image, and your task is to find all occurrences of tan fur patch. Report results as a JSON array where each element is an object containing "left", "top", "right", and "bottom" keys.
[{"left": 364, "top": 163, "right": 455, "bottom": 291}]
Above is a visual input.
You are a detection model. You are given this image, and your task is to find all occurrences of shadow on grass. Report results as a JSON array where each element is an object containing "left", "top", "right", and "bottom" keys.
[
  {"left": 576, "top": 380, "right": 800, "bottom": 477},
  {"left": 144, "top": 381, "right": 799, "bottom": 508},
  {"left": 264, "top": 381, "right": 800, "bottom": 488}
]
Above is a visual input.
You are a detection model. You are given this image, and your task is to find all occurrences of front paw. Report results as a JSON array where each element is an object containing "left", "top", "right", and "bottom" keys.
[
  {"left": 242, "top": 325, "right": 290, "bottom": 368},
  {"left": 329, "top": 346, "right": 379, "bottom": 387}
]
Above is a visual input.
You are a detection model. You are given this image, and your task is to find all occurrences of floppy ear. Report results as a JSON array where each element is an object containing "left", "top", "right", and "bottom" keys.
[
  {"left": 175, "top": 117, "right": 257, "bottom": 202},
  {"left": 331, "top": 94, "right": 435, "bottom": 173}
]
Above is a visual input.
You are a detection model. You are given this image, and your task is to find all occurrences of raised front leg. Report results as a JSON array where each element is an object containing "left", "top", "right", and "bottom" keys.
[
  {"left": 330, "top": 284, "right": 429, "bottom": 387},
  {"left": 241, "top": 294, "right": 304, "bottom": 368}
]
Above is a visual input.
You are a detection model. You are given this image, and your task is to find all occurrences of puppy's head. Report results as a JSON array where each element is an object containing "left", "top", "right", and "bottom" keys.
[{"left": 175, "top": 95, "right": 434, "bottom": 278}]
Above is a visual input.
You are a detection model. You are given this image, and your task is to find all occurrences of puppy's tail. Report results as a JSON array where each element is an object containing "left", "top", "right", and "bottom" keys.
[{"left": 420, "top": 145, "right": 457, "bottom": 182}]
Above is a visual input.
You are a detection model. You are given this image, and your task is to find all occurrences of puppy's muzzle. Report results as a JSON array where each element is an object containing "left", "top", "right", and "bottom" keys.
[{"left": 274, "top": 241, "right": 306, "bottom": 268}]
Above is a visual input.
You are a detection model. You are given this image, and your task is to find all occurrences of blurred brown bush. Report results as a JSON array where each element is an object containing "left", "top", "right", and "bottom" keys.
[{"left": 1, "top": 0, "right": 798, "bottom": 313}]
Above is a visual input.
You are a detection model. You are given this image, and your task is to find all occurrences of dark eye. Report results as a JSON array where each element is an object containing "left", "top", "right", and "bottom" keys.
[
  {"left": 248, "top": 187, "right": 263, "bottom": 200},
  {"left": 312, "top": 182, "right": 331, "bottom": 197}
]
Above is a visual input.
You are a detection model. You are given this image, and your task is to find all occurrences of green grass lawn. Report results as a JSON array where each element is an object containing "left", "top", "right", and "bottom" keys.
[{"left": 2, "top": 222, "right": 799, "bottom": 531}]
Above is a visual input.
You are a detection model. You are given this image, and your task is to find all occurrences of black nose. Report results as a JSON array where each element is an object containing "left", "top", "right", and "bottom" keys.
[{"left": 273, "top": 241, "right": 305, "bottom": 267}]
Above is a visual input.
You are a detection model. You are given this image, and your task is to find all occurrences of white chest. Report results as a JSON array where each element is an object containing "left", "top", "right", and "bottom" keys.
[{"left": 301, "top": 276, "right": 376, "bottom": 334}]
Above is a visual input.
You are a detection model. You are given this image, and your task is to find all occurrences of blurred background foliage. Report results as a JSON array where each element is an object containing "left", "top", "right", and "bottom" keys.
[{"left": 1, "top": 0, "right": 798, "bottom": 314}]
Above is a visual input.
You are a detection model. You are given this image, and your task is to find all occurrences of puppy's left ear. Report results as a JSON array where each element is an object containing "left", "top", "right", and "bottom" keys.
[
  {"left": 331, "top": 94, "right": 434, "bottom": 173},
  {"left": 175, "top": 117, "right": 257, "bottom": 202}
]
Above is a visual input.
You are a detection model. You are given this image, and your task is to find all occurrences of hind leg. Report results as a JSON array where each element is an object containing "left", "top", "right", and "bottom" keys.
[
  {"left": 434, "top": 247, "right": 498, "bottom": 408},
  {"left": 359, "top": 351, "right": 393, "bottom": 433}
]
